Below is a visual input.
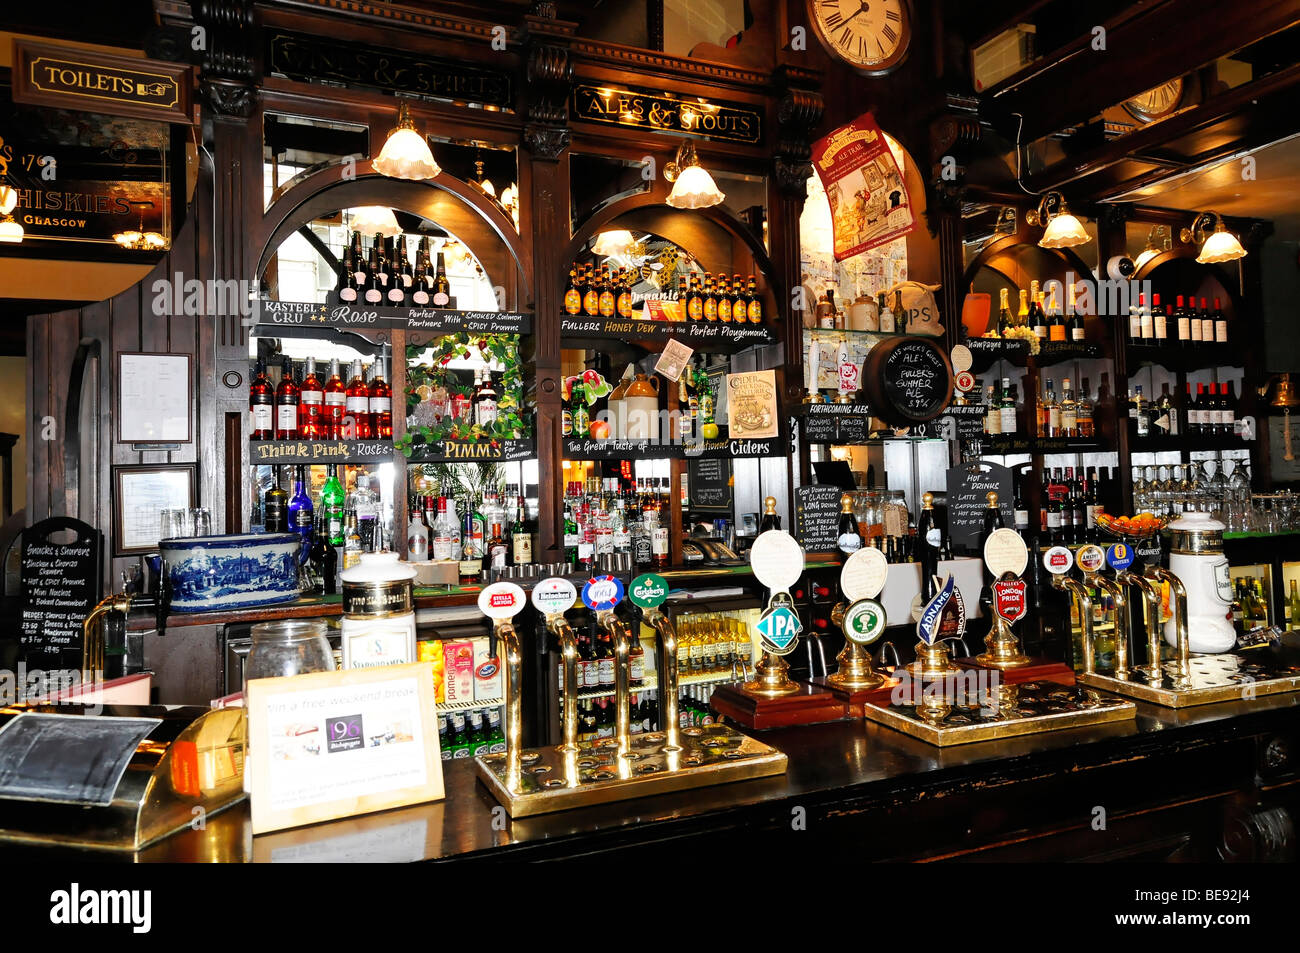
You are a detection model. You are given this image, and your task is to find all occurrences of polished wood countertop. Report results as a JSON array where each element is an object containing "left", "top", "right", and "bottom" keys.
[{"left": 16, "top": 687, "right": 1295, "bottom": 862}]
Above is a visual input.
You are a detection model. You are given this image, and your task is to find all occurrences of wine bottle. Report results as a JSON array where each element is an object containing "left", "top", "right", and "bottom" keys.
[
  {"left": 431, "top": 251, "right": 451, "bottom": 308},
  {"left": 299, "top": 357, "right": 324, "bottom": 439},
  {"left": 249, "top": 359, "right": 273, "bottom": 440},
  {"left": 345, "top": 359, "right": 372, "bottom": 439},
  {"left": 274, "top": 360, "right": 299, "bottom": 440},
  {"left": 836, "top": 494, "right": 863, "bottom": 557},
  {"left": 323, "top": 358, "right": 346, "bottom": 439},
  {"left": 264, "top": 467, "right": 289, "bottom": 533},
  {"left": 369, "top": 358, "right": 392, "bottom": 439}
]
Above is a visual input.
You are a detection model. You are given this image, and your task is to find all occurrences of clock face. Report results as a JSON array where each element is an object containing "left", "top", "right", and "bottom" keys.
[
  {"left": 1125, "top": 78, "right": 1184, "bottom": 121},
  {"left": 810, "top": 0, "right": 911, "bottom": 74}
]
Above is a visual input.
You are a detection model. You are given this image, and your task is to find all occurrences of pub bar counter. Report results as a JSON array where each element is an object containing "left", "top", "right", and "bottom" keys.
[{"left": 1, "top": 0, "right": 1299, "bottom": 864}]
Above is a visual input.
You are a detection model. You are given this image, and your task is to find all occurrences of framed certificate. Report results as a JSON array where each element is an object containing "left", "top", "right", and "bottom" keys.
[
  {"left": 113, "top": 464, "right": 196, "bottom": 555},
  {"left": 116, "top": 352, "right": 192, "bottom": 444}
]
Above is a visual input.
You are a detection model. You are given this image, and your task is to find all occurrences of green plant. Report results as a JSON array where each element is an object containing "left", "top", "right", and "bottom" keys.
[{"left": 416, "top": 462, "right": 505, "bottom": 500}]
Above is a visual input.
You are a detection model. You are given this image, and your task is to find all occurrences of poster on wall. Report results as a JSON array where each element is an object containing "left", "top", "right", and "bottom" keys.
[
  {"left": 725, "top": 369, "right": 779, "bottom": 440},
  {"left": 810, "top": 111, "right": 915, "bottom": 261}
]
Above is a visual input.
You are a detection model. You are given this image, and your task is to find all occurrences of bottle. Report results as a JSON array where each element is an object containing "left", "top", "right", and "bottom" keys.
[
  {"left": 314, "top": 514, "right": 337, "bottom": 595},
  {"left": 1040, "top": 378, "right": 1060, "bottom": 437},
  {"left": 274, "top": 361, "right": 300, "bottom": 440},
  {"left": 1013, "top": 470, "right": 1029, "bottom": 533},
  {"left": 1152, "top": 294, "right": 1167, "bottom": 342},
  {"left": 598, "top": 266, "right": 616, "bottom": 318},
  {"left": 1068, "top": 287, "right": 1086, "bottom": 343},
  {"left": 984, "top": 383, "right": 1002, "bottom": 436},
  {"left": 1222, "top": 381, "right": 1237, "bottom": 436},
  {"left": 703, "top": 276, "right": 718, "bottom": 322},
  {"left": 1214, "top": 297, "right": 1229, "bottom": 344},
  {"left": 878, "top": 290, "right": 895, "bottom": 333},
  {"left": 249, "top": 360, "right": 274, "bottom": 439},
  {"left": 348, "top": 475, "right": 380, "bottom": 552},
  {"left": 485, "top": 522, "right": 508, "bottom": 574},
  {"left": 323, "top": 358, "right": 346, "bottom": 438},
  {"left": 431, "top": 251, "right": 451, "bottom": 307},
  {"left": 1289, "top": 579, "right": 1300, "bottom": 627},
  {"left": 1059, "top": 379, "right": 1078, "bottom": 437},
  {"left": 837, "top": 494, "right": 862, "bottom": 557},
  {"left": 1139, "top": 293, "right": 1154, "bottom": 341},
  {"left": 264, "top": 467, "right": 289, "bottom": 533},
  {"left": 363, "top": 243, "right": 384, "bottom": 305},
  {"left": 1189, "top": 295, "right": 1203, "bottom": 345},
  {"left": 369, "top": 358, "right": 392, "bottom": 439},
  {"left": 1017, "top": 288, "right": 1030, "bottom": 328},
  {"left": 298, "top": 357, "right": 324, "bottom": 438},
  {"left": 1077, "top": 378, "right": 1095, "bottom": 438},
  {"left": 343, "top": 513, "right": 363, "bottom": 571},
  {"left": 916, "top": 493, "right": 940, "bottom": 602},
  {"left": 411, "top": 258, "right": 431, "bottom": 306},
  {"left": 475, "top": 370, "right": 498, "bottom": 429},
  {"left": 337, "top": 248, "right": 360, "bottom": 304},
  {"left": 746, "top": 276, "right": 762, "bottom": 324},
  {"left": 1134, "top": 385, "right": 1150, "bottom": 437},
  {"left": 512, "top": 494, "right": 534, "bottom": 565},
  {"left": 1044, "top": 472, "right": 1063, "bottom": 545},
  {"left": 617, "top": 270, "right": 634, "bottom": 319},
  {"left": 717, "top": 275, "right": 733, "bottom": 323},
  {"left": 1047, "top": 291, "right": 1066, "bottom": 342},
  {"left": 345, "top": 359, "right": 372, "bottom": 439},
  {"left": 321, "top": 464, "right": 345, "bottom": 545},
  {"left": 1174, "top": 295, "right": 1191, "bottom": 346},
  {"left": 1029, "top": 282, "right": 1047, "bottom": 340},
  {"left": 1200, "top": 298, "right": 1215, "bottom": 344},
  {"left": 563, "top": 268, "right": 582, "bottom": 315},
  {"left": 288, "top": 465, "right": 314, "bottom": 556},
  {"left": 1153, "top": 384, "right": 1176, "bottom": 436},
  {"left": 759, "top": 496, "right": 780, "bottom": 532},
  {"left": 1128, "top": 292, "right": 1143, "bottom": 343},
  {"left": 685, "top": 276, "right": 702, "bottom": 322},
  {"left": 999, "top": 377, "right": 1017, "bottom": 434}
]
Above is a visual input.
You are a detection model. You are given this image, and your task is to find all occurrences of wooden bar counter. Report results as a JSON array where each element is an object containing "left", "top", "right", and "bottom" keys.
[{"left": 10, "top": 692, "right": 1297, "bottom": 863}]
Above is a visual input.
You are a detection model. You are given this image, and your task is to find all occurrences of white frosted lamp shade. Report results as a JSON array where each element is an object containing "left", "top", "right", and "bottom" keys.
[
  {"left": 1039, "top": 212, "right": 1090, "bottom": 249},
  {"left": 1197, "top": 226, "right": 1246, "bottom": 264},
  {"left": 373, "top": 127, "right": 441, "bottom": 181},
  {"left": 350, "top": 206, "right": 401, "bottom": 238},
  {"left": 666, "top": 165, "right": 725, "bottom": 209}
]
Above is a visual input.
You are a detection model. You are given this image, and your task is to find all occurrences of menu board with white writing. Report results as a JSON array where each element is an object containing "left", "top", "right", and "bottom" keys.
[
  {"left": 19, "top": 518, "right": 102, "bottom": 668},
  {"left": 795, "top": 484, "right": 843, "bottom": 554},
  {"left": 945, "top": 463, "right": 1014, "bottom": 554}
]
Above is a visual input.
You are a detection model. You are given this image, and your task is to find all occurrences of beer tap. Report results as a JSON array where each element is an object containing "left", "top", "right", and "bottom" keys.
[
  {"left": 81, "top": 558, "right": 171, "bottom": 680},
  {"left": 1086, "top": 570, "right": 1131, "bottom": 680},
  {"left": 550, "top": 611, "right": 580, "bottom": 753},
  {"left": 596, "top": 608, "right": 634, "bottom": 757},
  {"left": 1117, "top": 570, "right": 1162, "bottom": 681},
  {"left": 1146, "top": 566, "right": 1191, "bottom": 686},
  {"left": 646, "top": 608, "right": 682, "bottom": 751},
  {"left": 478, "top": 583, "right": 527, "bottom": 793},
  {"left": 1051, "top": 574, "right": 1095, "bottom": 672}
]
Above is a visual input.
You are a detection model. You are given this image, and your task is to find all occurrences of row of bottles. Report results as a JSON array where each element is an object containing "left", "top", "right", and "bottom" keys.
[
  {"left": 996, "top": 281, "right": 1086, "bottom": 343},
  {"left": 1127, "top": 294, "right": 1229, "bottom": 348},
  {"left": 333, "top": 231, "right": 452, "bottom": 309},
  {"left": 810, "top": 287, "right": 903, "bottom": 333},
  {"left": 439, "top": 707, "right": 505, "bottom": 759},
  {"left": 407, "top": 486, "right": 534, "bottom": 579},
  {"left": 562, "top": 263, "right": 639, "bottom": 319},
  {"left": 1040, "top": 467, "right": 1108, "bottom": 546},
  {"left": 833, "top": 493, "right": 920, "bottom": 563},
  {"left": 680, "top": 272, "right": 763, "bottom": 325},
  {"left": 564, "top": 477, "right": 671, "bottom": 571},
  {"left": 674, "top": 611, "right": 756, "bottom": 678},
  {"left": 250, "top": 357, "right": 392, "bottom": 441},
  {"left": 260, "top": 463, "right": 370, "bottom": 591},
  {"left": 983, "top": 376, "right": 1097, "bottom": 438},
  {"left": 569, "top": 693, "right": 662, "bottom": 742},
  {"left": 1129, "top": 382, "right": 1239, "bottom": 438}
]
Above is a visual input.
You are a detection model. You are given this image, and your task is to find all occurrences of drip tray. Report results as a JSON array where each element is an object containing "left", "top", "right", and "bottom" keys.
[
  {"left": 1079, "top": 652, "right": 1300, "bottom": 708},
  {"left": 475, "top": 725, "right": 787, "bottom": 817},
  {"left": 863, "top": 680, "right": 1136, "bottom": 746}
]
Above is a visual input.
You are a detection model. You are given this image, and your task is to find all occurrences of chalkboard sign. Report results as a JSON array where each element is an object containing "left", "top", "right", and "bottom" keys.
[
  {"left": 945, "top": 462, "right": 1014, "bottom": 554},
  {"left": 799, "top": 404, "right": 874, "bottom": 444},
  {"left": 795, "top": 484, "right": 843, "bottom": 553},
  {"left": 863, "top": 337, "right": 954, "bottom": 426},
  {"left": 688, "top": 457, "right": 733, "bottom": 512},
  {"left": 19, "top": 517, "right": 102, "bottom": 669},
  {"left": 940, "top": 403, "right": 987, "bottom": 451}
]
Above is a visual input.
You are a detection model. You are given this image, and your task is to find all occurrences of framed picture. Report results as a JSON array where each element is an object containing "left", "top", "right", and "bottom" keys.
[
  {"left": 116, "top": 352, "right": 192, "bottom": 444},
  {"left": 113, "top": 464, "right": 196, "bottom": 555}
]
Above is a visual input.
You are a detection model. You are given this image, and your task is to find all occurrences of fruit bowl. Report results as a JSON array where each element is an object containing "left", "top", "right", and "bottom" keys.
[{"left": 1095, "top": 512, "right": 1171, "bottom": 540}]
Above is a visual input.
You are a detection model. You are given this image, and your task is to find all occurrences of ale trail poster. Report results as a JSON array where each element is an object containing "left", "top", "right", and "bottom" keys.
[{"left": 811, "top": 111, "right": 915, "bottom": 261}]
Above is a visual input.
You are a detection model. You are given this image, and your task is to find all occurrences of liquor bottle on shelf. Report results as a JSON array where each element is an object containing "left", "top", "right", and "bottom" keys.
[
  {"left": 999, "top": 378, "right": 1018, "bottom": 435},
  {"left": 1152, "top": 294, "right": 1167, "bottom": 343},
  {"left": 1139, "top": 292, "right": 1154, "bottom": 342},
  {"left": 1222, "top": 381, "right": 1238, "bottom": 436},
  {"left": 1199, "top": 298, "right": 1215, "bottom": 345},
  {"left": 1077, "top": 378, "right": 1095, "bottom": 438},
  {"left": 484, "top": 522, "right": 508, "bottom": 575},
  {"left": 288, "top": 465, "right": 314, "bottom": 558},
  {"left": 347, "top": 475, "right": 380, "bottom": 552},
  {"left": 1047, "top": 289, "right": 1067, "bottom": 342},
  {"left": 984, "top": 382, "right": 1001, "bottom": 436},
  {"left": 370, "top": 358, "right": 392, "bottom": 439},
  {"left": 1039, "top": 378, "right": 1059, "bottom": 438},
  {"left": 345, "top": 359, "right": 372, "bottom": 439},
  {"left": 1153, "top": 383, "right": 1178, "bottom": 436},
  {"left": 264, "top": 467, "right": 289, "bottom": 533},
  {"left": 1068, "top": 287, "right": 1086, "bottom": 343},
  {"left": 1288, "top": 580, "right": 1300, "bottom": 628},
  {"left": 363, "top": 244, "right": 384, "bottom": 305},
  {"left": 343, "top": 513, "right": 363, "bottom": 570},
  {"left": 1173, "top": 295, "right": 1191, "bottom": 346},
  {"left": 1215, "top": 298, "right": 1229, "bottom": 344},
  {"left": 274, "top": 361, "right": 300, "bottom": 440},
  {"left": 323, "top": 359, "right": 346, "bottom": 439},
  {"left": 1133, "top": 385, "right": 1150, "bottom": 437},
  {"left": 474, "top": 369, "right": 498, "bottom": 429},
  {"left": 311, "top": 513, "right": 337, "bottom": 596},
  {"left": 746, "top": 275, "right": 762, "bottom": 324},
  {"left": 1059, "top": 379, "right": 1078, "bottom": 437},
  {"left": 512, "top": 494, "right": 534, "bottom": 565},
  {"left": 1013, "top": 468, "right": 1030, "bottom": 534},
  {"left": 249, "top": 359, "right": 273, "bottom": 439},
  {"left": 431, "top": 251, "right": 451, "bottom": 308},
  {"left": 1029, "top": 281, "right": 1047, "bottom": 340},
  {"left": 299, "top": 357, "right": 324, "bottom": 438},
  {"left": 321, "top": 464, "right": 345, "bottom": 546}
]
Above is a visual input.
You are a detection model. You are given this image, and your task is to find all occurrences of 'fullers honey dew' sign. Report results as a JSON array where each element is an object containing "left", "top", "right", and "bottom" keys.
[
  {"left": 12, "top": 40, "right": 192, "bottom": 125},
  {"left": 573, "top": 85, "right": 762, "bottom": 145},
  {"left": 810, "top": 111, "right": 915, "bottom": 261}
]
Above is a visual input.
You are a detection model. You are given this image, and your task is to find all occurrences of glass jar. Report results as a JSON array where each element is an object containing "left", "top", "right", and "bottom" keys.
[{"left": 244, "top": 619, "right": 334, "bottom": 689}]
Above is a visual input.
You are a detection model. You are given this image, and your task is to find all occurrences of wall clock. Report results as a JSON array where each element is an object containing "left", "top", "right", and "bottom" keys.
[
  {"left": 808, "top": 0, "right": 911, "bottom": 75},
  {"left": 1124, "top": 78, "right": 1184, "bottom": 123}
]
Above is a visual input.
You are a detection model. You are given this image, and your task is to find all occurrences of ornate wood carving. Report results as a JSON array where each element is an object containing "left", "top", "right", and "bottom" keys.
[
  {"left": 522, "top": 18, "right": 575, "bottom": 161},
  {"left": 194, "top": 0, "right": 257, "bottom": 119},
  {"left": 773, "top": 70, "right": 824, "bottom": 199}
]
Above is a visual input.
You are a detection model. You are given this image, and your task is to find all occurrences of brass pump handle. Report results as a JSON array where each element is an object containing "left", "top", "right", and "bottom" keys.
[
  {"left": 1117, "top": 571, "right": 1161, "bottom": 673},
  {"left": 81, "top": 594, "right": 131, "bottom": 681},
  {"left": 1087, "top": 573, "right": 1130, "bottom": 678},
  {"left": 1052, "top": 576, "right": 1094, "bottom": 673},
  {"left": 648, "top": 610, "right": 682, "bottom": 751},
  {"left": 494, "top": 619, "right": 523, "bottom": 792},
  {"left": 598, "top": 610, "right": 634, "bottom": 753},
  {"left": 548, "top": 615, "right": 579, "bottom": 752},
  {"left": 1147, "top": 567, "right": 1190, "bottom": 675}
]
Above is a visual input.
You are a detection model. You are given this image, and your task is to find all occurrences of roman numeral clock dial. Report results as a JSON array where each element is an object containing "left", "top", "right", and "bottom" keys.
[{"left": 810, "top": 0, "right": 911, "bottom": 74}]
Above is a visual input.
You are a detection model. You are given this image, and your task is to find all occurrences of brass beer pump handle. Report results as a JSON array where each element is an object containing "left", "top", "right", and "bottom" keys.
[
  {"left": 1088, "top": 573, "right": 1130, "bottom": 678},
  {"left": 1117, "top": 571, "right": 1161, "bottom": 673},
  {"left": 81, "top": 594, "right": 131, "bottom": 681},
  {"left": 1052, "top": 576, "right": 1095, "bottom": 673},
  {"left": 496, "top": 619, "right": 524, "bottom": 793},
  {"left": 1148, "top": 567, "right": 1191, "bottom": 676},
  {"left": 599, "top": 611, "right": 633, "bottom": 753},
  {"left": 649, "top": 610, "right": 682, "bottom": 751},
  {"left": 549, "top": 616, "right": 580, "bottom": 752}
]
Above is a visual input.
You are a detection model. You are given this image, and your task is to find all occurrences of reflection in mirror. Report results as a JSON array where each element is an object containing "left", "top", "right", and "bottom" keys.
[
  {"left": 570, "top": 154, "right": 652, "bottom": 235},
  {"left": 664, "top": 0, "right": 749, "bottom": 57},
  {"left": 425, "top": 138, "right": 519, "bottom": 231},
  {"left": 710, "top": 169, "right": 767, "bottom": 248},
  {"left": 961, "top": 203, "right": 1017, "bottom": 269},
  {"left": 260, "top": 207, "right": 497, "bottom": 310},
  {"left": 263, "top": 113, "right": 369, "bottom": 211},
  {"left": 573, "top": 230, "right": 706, "bottom": 318}
]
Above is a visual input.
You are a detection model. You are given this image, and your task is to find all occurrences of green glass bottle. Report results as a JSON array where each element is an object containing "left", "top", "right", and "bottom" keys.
[{"left": 321, "top": 464, "right": 346, "bottom": 546}]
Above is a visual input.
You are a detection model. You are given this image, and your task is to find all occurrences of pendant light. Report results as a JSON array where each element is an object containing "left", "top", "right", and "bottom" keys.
[
  {"left": 1180, "top": 211, "right": 1247, "bottom": 264},
  {"left": 664, "top": 141, "right": 725, "bottom": 209},
  {"left": 1026, "top": 191, "right": 1090, "bottom": 249},
  {"left": 0, "top": 185, "right": 21, "bottom": 243},
  {"left": 349, "top": 206, "right": 401, "bottom": 238},
  {"left": 372, "top": 102, "right": 441, "bottom": 181},
  {"left": 113, "top": 201, "right": 166, "bottom": 250},
  {"left": 591, "top": 229, "right": 634, "bottom": 257}
]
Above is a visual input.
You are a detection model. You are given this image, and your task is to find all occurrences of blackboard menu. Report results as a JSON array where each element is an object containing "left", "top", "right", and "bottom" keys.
[
  {"left": 940, "top": 403, "right": 988, "bottom": 453},
  {"left": 19, "top": 517, "right": 102, "bottom": 668},
  {"left": 945, "top": 462, "right": 1014, "bottom": 554},
  {"left": 795, "top": 484, "right": 843, "bottom": 554},
  {"left": 882, "top": 340, "right": 951, "bottom": 422},
  {"left": 688, "top": 457, "right": 733, "bottom": 512},
  {"left": 800, "top": 404, "right": 874, "bottom": 444}
]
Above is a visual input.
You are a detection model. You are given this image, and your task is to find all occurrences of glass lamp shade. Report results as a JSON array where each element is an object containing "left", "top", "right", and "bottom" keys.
[
  {"left": 591, "top": 229, "right": 634, "bottom": 257},
  {"left": 666, "top": 165, "right": 725, "bottom": 209},
  {"left": 0, "top": 217, "right": 23, "bottom": 243},
  {"left": 0, "top": 185, "right": 16, "bottom": 215},
  {"left": 1039, "top": 212, "right": 1091, "bottom": 249},
  {"left": 372, "top": 127, "right": 441, "bottom": 181},
  {"left": 350, "top": 206, "right": 402, "bottom": 238},
  {"left": 1197, "top": 226, "right": 1247, "bottom": 264}
]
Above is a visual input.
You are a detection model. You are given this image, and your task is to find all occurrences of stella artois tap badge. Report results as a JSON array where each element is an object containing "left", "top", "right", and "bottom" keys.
[{"left": 743, "top": 529, "right": 806, "bottom": 698}]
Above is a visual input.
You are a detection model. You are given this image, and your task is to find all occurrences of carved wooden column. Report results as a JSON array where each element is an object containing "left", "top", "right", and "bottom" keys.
[
  {"left": 926, "top": 99, "right": 981, "bottom": 353},
  {"left": 521, "top": 12, "right": 575, "bottom": 560}
]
